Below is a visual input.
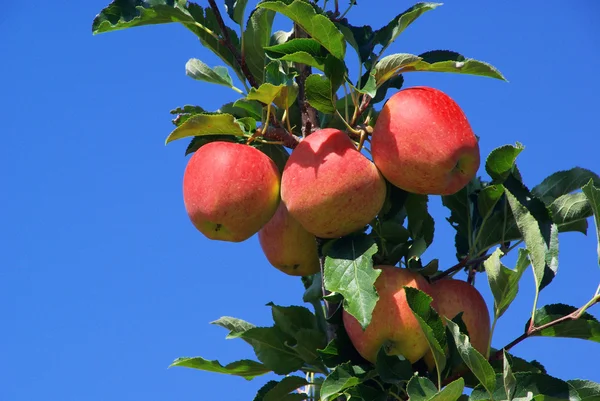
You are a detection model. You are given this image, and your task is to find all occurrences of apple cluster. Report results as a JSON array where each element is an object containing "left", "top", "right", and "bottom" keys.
[{"left": 182, "top": 86, "right": 488, "bottom": 368}]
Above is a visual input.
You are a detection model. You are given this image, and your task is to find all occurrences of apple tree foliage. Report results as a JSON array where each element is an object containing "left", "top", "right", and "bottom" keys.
[{"left": 92, "top": 1, "right": 600, "bottom": 399}]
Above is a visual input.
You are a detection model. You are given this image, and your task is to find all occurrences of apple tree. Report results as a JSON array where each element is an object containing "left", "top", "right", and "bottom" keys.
[{"left": 91, "top": 1, "right": 600, "bottom": 400}]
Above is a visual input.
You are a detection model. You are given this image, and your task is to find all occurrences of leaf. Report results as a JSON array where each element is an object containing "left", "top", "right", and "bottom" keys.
[
  {"left": 169, "top": 357, "right": 269, "bottom": 380},
  {"left": 405, "top": 194, "right": 435, "bottom": 246},
  {"left": 165, "top": 113, "right": 245, "bottom": 144},
  {"left": 504, "top": 175, "right": 559, "bottom": 291},
  {"left": 334, "top": 21, "right": 375, "bottom": 64},
  {"left": 484, "top": 248, "right": 530, "bottom": 318},
  {"left": 430, "top": 378, "right": 465, "bottom": 401},
  {"left": 582, "top": 179, "right": 600, "bottom": 266},
  {"left": 477, "top": 185, "right": 505, "bottom": 219},
  {"left": 320, "top": 363, "right": 362, "bottom": 401},
  {"left": 549, "top": 192, "right": 591, "bottom": 234},
  {"left": 324, "top": 234, "right": 379, "bottom": 329},
  {"left": 345, "top": 384, "right": 388, "bottom": 401},
  {"left": 262, "top": 376, "right": 309, "bottom": 401},
  {"left": 92, "top": 0, "right": 193, "bottom": 33},
  {"left": 305, "top": 74, "right": 336, "bottom": 114},
  {"left": 405, "top": 287, "right": 447, "bottom": 375},
  {"left": 372, "top": 74, "right": 404, "bottom": 104},
  {"left": 470, "top": 373, "right": 580, "bottom": 401},
  {"left": 185, "top": 134, "right": 244, "bottom": 155},
  {"left": 530, "top": 303, "right": 600, "bottom": 343},
  {"left": 258, "top": 0, "right": 346, "bottom": 60},
  {"left": 247, "top": 83, "right": 297, "bottom": 108},
  {"left": 253, "top": 142, "right": 290, "bottom": 174},
  {"left": 375, "top": 347, "right": 413, "bottom": 384},
  {"left": 503, "top": 350, "right": 517, "bottom": 401},
  {"left": 485, "top": 143, "right": 524, "bottom": 182},
  {"left": 488, "top": 350, "right": 546, "bottom": 375},
  {"left": 265, "top": 38, "right": 323, "bottom": 57},
  {"left": 211, "top": 316, "right": 255, "bottom": 340},
  {"left": 532, "top": 167, "right": 600, "bottom": 204},
  {"left": 185, "top": 58, "right": 234, "bottom": 88},
  {"left": 374, "top": 3, "right": 442, "bottom": 54},
  {"left": 568, "top": 379, "right": 600, "bottom": 401},
  {"left": 406, "top": 376, "right": 438, "bottom": 401},
  {"left": 405, "top": 50, "right": 507, "bottom": 81},
  {"left": 446, "top": 319, "right": 496, "bottom": 395},
  {"left": 373, "top": 53, "right": 421, "bottom": 86},
  {"left": 243, "top": 8, "right": 276, "bottom": 86},
  {"left": 232, "top": 98, "right": 263, "bottom": 120},
  {"left": 225, "top": 0, "right": 249, "bottom": 25},
  {"left": 241, "top": 327, "right": 305, "bottom": 374}
]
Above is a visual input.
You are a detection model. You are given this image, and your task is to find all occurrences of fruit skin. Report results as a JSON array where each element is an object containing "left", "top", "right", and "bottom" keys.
[
  {"left": 342, "top": 266, "right": 436, "bottom": 363},
  {"left": 424, "top": 278, "right": 491, "bottom": 369},
  {"left": 371, "top": 86, "right": 480, "bottom": 195},
  {"left": 281, "top": 128, "right": 386, "bottom": 238},
  {"left": 258, "top": 202, "right": 320, "bottom": 276},
  {"left": 183, "top": 141, "right": 280, "bottom": 242}
]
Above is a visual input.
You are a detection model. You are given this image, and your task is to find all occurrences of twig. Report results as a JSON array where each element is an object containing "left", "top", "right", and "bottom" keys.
[
  {"left": 260, "top": 126, "right": 301, "bottom": 149},
  {"left": 207, "top": 0, "right": 258, "bottom": 89},
  {"left": 293, "top": 23, "right": 320, "bottom": 136},
  {"left": 349, "top": 94, "right": 372, "bottom": 127},
  {"left": 432, "top": 255, "right": 490, "bottom": 282}
]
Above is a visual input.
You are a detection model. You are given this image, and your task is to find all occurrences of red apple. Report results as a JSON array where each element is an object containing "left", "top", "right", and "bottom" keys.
[
  {"left": 343, "top": 266, "right": 436, "bottom": 363},
  {"left": 425, "top": 278, "right": 491, "bottom": 368},
  {"left": 281, "top": 128, "right": 386, "bottom": 238},
  {"left": 371, "top": 86, "right": 480, "bottom": 195},
  {"left": 258, "top": 202, "right": 320, "bottom": 276},
  {"left": 183, "top": 141, "right": 280, "bottom": 242}
]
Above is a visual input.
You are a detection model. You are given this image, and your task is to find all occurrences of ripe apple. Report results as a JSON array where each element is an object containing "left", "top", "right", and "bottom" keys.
[
  {"left": 342, "top": 266, "right": 436, "bottom": 363},
  {"left": 281, "top": 128, "right": 386, "bottom": 238},
  {"left": 183, "top": 141, "right": 280, "bottom": 242},
  {"left": 371, "top": 86, "right": 480, "bottom": 195},
  {"left": 424, "top": 278, "right": 491, "bottom": 369},
  {"left": 258, "top": 202, "right": 320, "bottom": 276}
]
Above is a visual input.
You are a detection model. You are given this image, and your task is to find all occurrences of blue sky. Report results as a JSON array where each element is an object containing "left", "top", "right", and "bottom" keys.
[{"left": 1, "top": 1, "right": 599, "bottom": 400}]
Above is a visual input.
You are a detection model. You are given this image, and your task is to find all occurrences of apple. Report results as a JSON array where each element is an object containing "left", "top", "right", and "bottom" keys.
[
  {"left": 281, "top": 128, "right": 386, "bottom": 238},
  {"left": 371, "top": 86, "right": 480, "bottom": 195},
  {"left": 258, "top": 202, "right": 320, "bottom": 276},
  {"left": 423, "top": 278, "right": 491, "bottom": 370},
  {"left": 342, "top": 266, "right": 436, "bottom": 363},
  {"left": 183, "top": 141, "right": 280, "bottom": 242}
]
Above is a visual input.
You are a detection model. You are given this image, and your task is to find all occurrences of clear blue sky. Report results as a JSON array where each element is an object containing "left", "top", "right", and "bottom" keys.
[{"left": 1, "top": 1, "right": 599, "bottom": 400}]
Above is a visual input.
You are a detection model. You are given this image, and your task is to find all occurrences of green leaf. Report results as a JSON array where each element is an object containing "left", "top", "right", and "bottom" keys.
[
  {"left": 254, "top": 381, "right": 279, "bottom": 401},
  {"left": 532, "top": 167, "right": 600, "bottom": 204},
  {"left": 470, "top": 373, "right": 580, "bottom": 401},
  {"left": 372, "top": 74, "right": 404, "bottom": 104},
  {"left": 262, "top": 376, "right": 309, "bottom": 401},
  {"left": 548, "top": 192, "right": 591, "bottom": 234},
  {"left": 211, "top": 316, "right": 255, "bottom": 340},
  {"left": 530, "top": 303, "right": 600, "bottom": 343},
  {"left": 305, "top": 74, "right": 336, "bottom": 114},
  {"left": 375, "top": 347, "right": 413, "bottom": 384},
  {"left": 568, "top": 379, "right": 600, "bottom": 401},
  {"left": 406, "top": 376, "right": 437, "bottom": 401},
  {"left": 504, "top": 175, "right": 559, "bottom": 291},
  {"left": 165, "top": 113, "right": 245, "bottom": 144},
  {"left": 485, "top": 143, "right": 524, "bottom": 182},
  {"left": 503, "top": 350, "right": 517, "bottom": 401},
  {"left": 484, "top": 248, "right": 530, "bottom": 318},
  {"left": 446, "top": 319, "right": 496, "bottom": 395},
  {"left": 334, "top": 21, "right": 375, "bottom": 64},
  {"left": 247, "top": 83, "right": 297, "bottom": 108},
  {"left": 225, "top": 0, "right": 249, "bottom": 25},
  {"left": 92, "top": 0, "right": 193, "bottom": 33},
  {"left": 171, "top": 105, "right": 207, "bottom": 126},
  {"left": 405, "top": 194, "right": 435, "bottom": 246},
  {"left": 488, "top": 350, "right": 546, "bottom": 375},
  {"left": 258, "top": 0, "right": 346, "bottom": 60},
  {"left": 374, "top": 3, "right": 442, "bottom": 54},
  {"left": 169, "top": 357, "right": 269, "bottom": 380},
  {"left": 477, "top": 185, "right": 505, "bottom": 220},
  {"left": 253, "top": 142, "right": 290, "bottom": 174},
  {"left": 243, "top": 8, "right": 276, "bottom": 86},
  {"left": 406, "top": 50, "right": 506, "bottom": 81},
  {"left": 324, "top": 234, "right": 379, "bottom": 329},
  {"left": 265, "top": 38, "right": 323, "bottom": 57},
  {"left": 430, "top": 378, "right": 465, "bottom": 401},
  {"left": 373, "top": 53, "right": 421, "bottom": 86},
  {"left": 405, "top": 287, "right": 447, "bottom": 375},
  {"left": 345, "top": 384, "right": 388, "bottom": 401},
  {"left": 582, "top": 179, "right": 600, "bottom": 266},
  {"left": 185, "top": 58, "right": 234, "bottom": 88},
  {"left": 185, "top": 134, "right": 244, "bottom": 155},
  {"left": 320, "top": 363, "right": 362, "bottom": 401},
  {"left": 241, "top": 327, "right": 305, "bottom": 374},
  {"left": 232, "top": 98, "right": 264, "bottom": 120}
]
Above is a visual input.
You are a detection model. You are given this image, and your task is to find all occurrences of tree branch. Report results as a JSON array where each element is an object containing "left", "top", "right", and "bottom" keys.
[
  {"left": 431, "top": 255, "right": 490, "bottom": 282},
  {"left": 260, "top": 126, "right": 301, "bottom": 149},
  {"left": 293, "top": 23, "right": 320, "bottom": 136},
  {"left": 207, "top": 0, "right": 259, "bottom": 89}
]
